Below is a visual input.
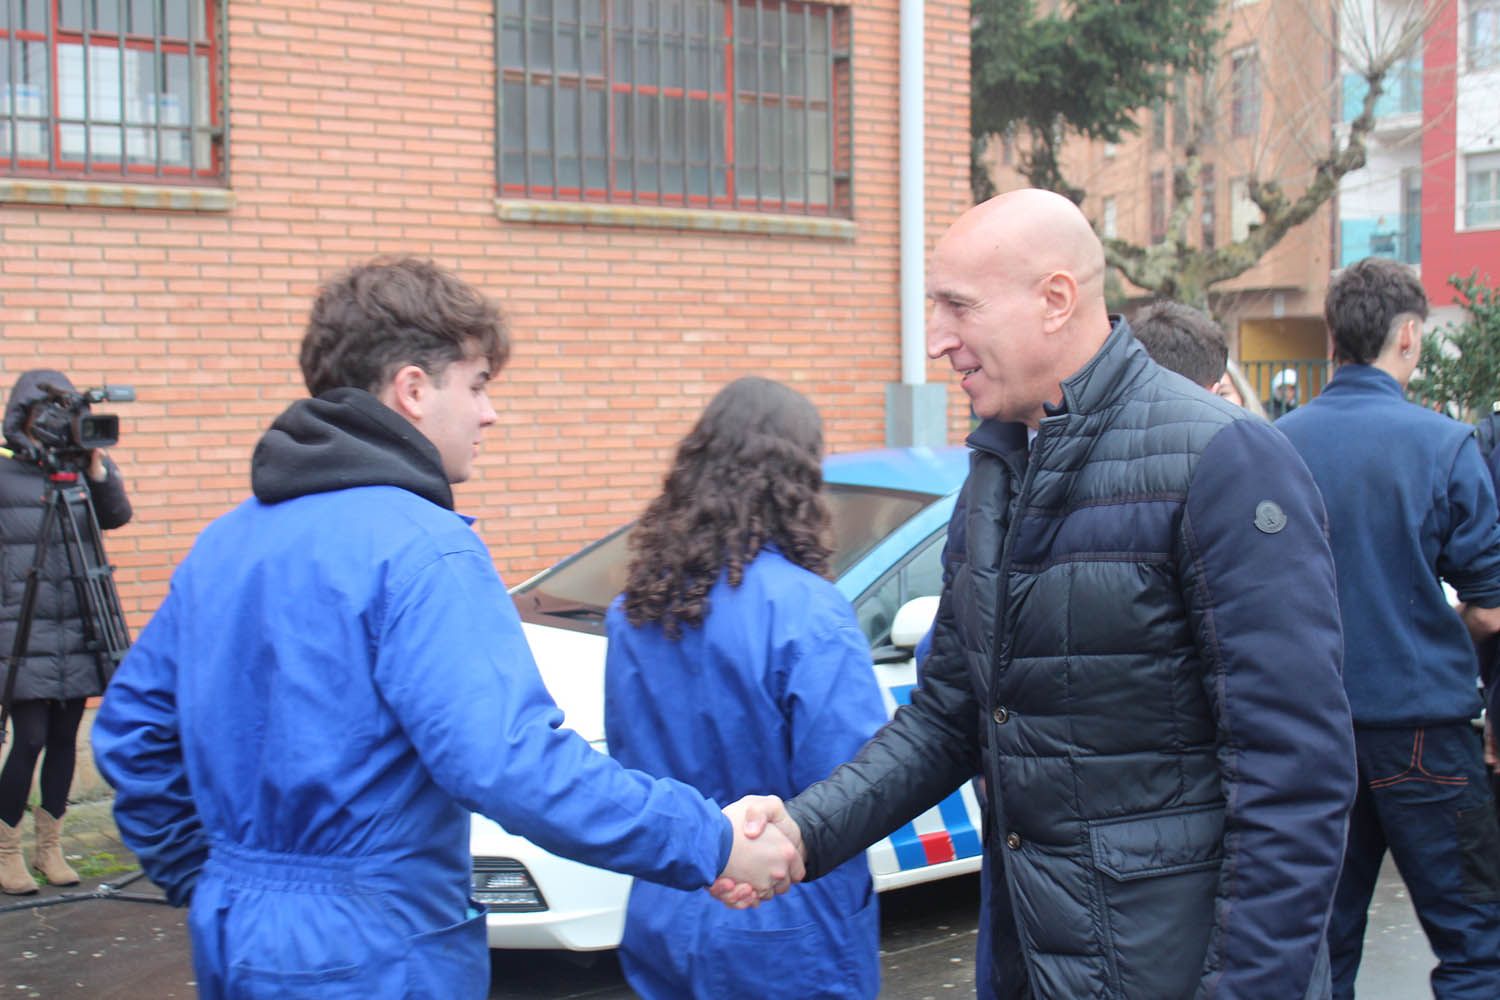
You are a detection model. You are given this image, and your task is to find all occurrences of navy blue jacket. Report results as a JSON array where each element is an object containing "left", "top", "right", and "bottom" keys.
[
  {"left": 790, "top": 321, "right": 1354, "bottom": 999},
  {"left": 1278, "top": 364, "right": 1500, "bottom": 726}
]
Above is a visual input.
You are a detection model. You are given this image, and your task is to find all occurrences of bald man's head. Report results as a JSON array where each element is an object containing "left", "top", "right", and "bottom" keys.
[
  {"left": 925, "top": 189, "right": 1115, "bottom": 427},
  {"left": 949, "top": 190, "right": 1108, "bottom": 305}
]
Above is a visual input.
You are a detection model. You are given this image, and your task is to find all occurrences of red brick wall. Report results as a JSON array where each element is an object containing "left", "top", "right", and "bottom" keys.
[{"left": 0, "top": 0, "right": 972, "bottom": 619}]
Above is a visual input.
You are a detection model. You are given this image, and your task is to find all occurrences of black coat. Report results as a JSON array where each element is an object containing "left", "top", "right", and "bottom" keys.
[
  {"left": 0, "top": 370, "right": 132, "bottom": 703},
  {"left": 788, "top": 322, "right": 1354, "bottom": 999}
]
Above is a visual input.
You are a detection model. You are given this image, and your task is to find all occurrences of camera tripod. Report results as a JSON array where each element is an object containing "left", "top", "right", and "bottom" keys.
[{"left": 0, "top": 469, "right": 164, "bottom": 912}]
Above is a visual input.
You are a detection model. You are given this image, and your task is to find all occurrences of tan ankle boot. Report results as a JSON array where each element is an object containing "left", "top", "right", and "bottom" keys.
[
  {"left": 1, "top": 816, "right": 38, "bottom": 894},
  {"left": 31, "top": 807, "right": 79, "bottom": 886}
]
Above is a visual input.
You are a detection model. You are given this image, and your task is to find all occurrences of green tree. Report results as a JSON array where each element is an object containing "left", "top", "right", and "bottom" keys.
[
  {"left": 970, "top": 0, "right": 1221, "bottom": 202},
  {"left": 1410, "top": 272, "right": 1500, "bottom": 420}
]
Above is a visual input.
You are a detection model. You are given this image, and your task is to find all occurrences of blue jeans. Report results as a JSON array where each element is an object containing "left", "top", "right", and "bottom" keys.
[{"left": 1329, "top": 723, "right": 1500, "bottom": 1000}]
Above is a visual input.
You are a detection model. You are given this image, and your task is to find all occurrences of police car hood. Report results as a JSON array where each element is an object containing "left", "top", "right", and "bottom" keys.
[{"left": 521, "top": 620, "right": 609, "bottom": 745}]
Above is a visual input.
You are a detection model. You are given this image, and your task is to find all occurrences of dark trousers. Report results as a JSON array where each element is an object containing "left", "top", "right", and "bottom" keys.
[
  {"left": 1329, "top": 723, "right": 1500, "bottom": 1000},
  {"left": 0, "top": 697, "right": 86, "bottom": 826}
]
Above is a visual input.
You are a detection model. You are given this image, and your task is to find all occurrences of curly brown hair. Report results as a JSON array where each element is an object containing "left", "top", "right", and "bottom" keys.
[{"left": 623, "top": 377, "right": 831, "bottom": 639}]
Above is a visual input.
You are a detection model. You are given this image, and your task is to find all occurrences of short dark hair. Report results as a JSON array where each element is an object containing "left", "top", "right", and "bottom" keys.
[
  {"left": 1131, "top": 300, "right": 1229, "bottom": 388},
  {"left": 1324, "top": 257, "right": 1428, "bottom": 366},
  {"left": 299, "top": 257, "right": 509, "bottom": 397}
]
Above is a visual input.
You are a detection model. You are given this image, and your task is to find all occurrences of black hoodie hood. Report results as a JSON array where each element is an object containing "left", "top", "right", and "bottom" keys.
[
  {"left": 251, "top": 387, "right": 454, "bottom": 510},
  {"left": 3, "top": 369, "right": 76, "bottom": 451}
]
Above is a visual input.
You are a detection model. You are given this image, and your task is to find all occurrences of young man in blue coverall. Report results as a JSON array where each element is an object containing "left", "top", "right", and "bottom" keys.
[
  {"left": 91, "top": 257, "right": 800, "bottom": 999},
  {"left": 1277, "top": 257, "right": 1500, "bottom": 1000}
]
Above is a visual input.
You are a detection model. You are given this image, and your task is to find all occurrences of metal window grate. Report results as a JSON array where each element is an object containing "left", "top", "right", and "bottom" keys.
[
  {"left": 1, "top": 0, "right": 225, "bottom": 182},
  {"left": 497, "top": 0, "right": 849, "bottom": 216}
]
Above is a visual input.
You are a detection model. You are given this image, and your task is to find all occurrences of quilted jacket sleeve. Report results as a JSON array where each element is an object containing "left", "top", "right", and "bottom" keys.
[
  {"left": 788, "top": 492, "right": 981, "bottom": 880},
  {"left": 1179, "top": 418, "right": 1354, "bottom": 999}
]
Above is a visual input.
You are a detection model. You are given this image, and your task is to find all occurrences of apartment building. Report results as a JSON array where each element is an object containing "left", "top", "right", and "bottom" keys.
[
  {"left": 1338, "top": 0, "right": 1500, "bottom": 324},
  {"left": 988, "top": 0, "right": 1342, "bottom": 406}
]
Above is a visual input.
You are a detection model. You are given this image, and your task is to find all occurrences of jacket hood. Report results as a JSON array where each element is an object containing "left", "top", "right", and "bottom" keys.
[
  {"left": 251, "top": 387, "right": 454, "bottom": 510},
  {"left": 3, "top": 369, "right": 76, "bottom": 449}
]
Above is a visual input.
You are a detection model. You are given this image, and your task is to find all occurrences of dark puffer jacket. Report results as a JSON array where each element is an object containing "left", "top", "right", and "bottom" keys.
[
  {"left": 788, "top": 321, "right": 1355, "bottom": 999},
  {"left": 0, "top": 370, "right": 133, "bottom": 703}
]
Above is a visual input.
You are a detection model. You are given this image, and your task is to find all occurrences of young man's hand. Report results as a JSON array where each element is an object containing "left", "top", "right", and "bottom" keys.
[{"left": 711, "top": 795, "right": 806, "bottom": 909}]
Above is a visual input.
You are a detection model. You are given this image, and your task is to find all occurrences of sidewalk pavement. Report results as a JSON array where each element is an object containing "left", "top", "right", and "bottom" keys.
[
  {"left": 10, "top": 791, "right": 138, "bottom": 884},
  {"left": 1, "top": 791, "right": 191, "bottom": 1000}
]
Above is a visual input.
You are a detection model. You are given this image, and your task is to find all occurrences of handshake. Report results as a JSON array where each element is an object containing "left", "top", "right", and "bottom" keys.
[{"left": 711, "top": 795, "right": 807, "bottom": 909}]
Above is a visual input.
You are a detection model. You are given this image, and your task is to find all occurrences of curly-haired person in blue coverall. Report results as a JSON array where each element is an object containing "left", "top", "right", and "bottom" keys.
[
  {"left": 91, "top": 257, "right": 801, "bottom": 1000},
  {"left": 604, "top": 377, "right": 886, "bottom": 1000}
]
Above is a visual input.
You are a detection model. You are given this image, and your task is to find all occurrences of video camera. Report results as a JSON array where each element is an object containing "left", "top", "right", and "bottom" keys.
[{"left": 26, "top": 383, "right": 135, "bottom": 472}]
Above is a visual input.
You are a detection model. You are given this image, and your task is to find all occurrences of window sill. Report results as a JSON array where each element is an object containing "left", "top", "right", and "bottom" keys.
[
  {"left": 0, "top": 177, "right": 234, "bottom": 212},
  {"left": 495, "top": 199, "right": 856, "bottom": 240}
]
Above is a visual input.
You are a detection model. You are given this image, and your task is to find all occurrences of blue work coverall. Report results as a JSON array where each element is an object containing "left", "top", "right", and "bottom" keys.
[
  {"left": 93, "top": 388, "right": 732, "bottom": 999},
  {"left": 604, "top": 547, "right": 886, "bottom": 999}
]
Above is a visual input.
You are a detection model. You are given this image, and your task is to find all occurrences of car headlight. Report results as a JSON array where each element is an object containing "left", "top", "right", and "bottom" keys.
[{"left": 472, "top": 858, "right": 548, "bottom": 912}]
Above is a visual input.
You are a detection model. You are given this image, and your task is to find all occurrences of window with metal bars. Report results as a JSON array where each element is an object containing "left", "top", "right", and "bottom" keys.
[
  {"left": 498, "top": 0, "right": 850, "bottom": 216},
  {"left": 1470, "top": 0, "right": 1500, "bottom": 71},
  {"left": 1149, "top": 169, "right": 1166, "bottom": 244},
  {"left": 1, "top": 0, "right": 223, "bottom": 182},
  {"left": 1466, "top": 151, "right": 1500, "bottom": 228},
  {"left": 1230, "top": 47, "right": 1259, "bottom": 139},
  {"left": 1199, "top": 163, "right": 1215, "bottom": 250}
]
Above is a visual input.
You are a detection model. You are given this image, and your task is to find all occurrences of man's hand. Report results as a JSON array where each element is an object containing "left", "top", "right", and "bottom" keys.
[
  {"left": 1486, "top": 714, "right": 1496, "bottom": 771},
  {"left": 710, "top": 795, "right": 806, "bottom": 909},
  {"left": 1459, "top": 601, "right": 1500, "bottom": 642},
  {"left": 87, "top": 449, "right": 108, "bottom": 483}
]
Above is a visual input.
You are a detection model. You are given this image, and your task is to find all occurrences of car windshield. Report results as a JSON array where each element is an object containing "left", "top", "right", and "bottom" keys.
[{"left": 513, "top": 484, "right": 938, "bottom": 631}]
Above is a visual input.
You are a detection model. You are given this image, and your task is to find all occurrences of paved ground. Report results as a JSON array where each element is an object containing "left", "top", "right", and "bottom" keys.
[
  {"left": 0, "top": 794, "right": 1443, "bottom": 998},
  {"left": 1, "top": 796, "right": 192, "bottom": 999}
]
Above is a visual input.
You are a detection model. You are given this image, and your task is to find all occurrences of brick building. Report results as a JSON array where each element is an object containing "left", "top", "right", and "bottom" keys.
[{"left": 0, "top": 0, "right": 973, "bottom": 622}]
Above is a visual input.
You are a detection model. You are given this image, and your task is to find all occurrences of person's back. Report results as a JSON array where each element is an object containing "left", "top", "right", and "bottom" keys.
[
  {"left": 1275, "top": 256, "right": 1500, "bottom": 999},
  {"left": 606, "top": 552, "right": 883, "bottom": 998},
  {"left": 1278, "top": 379, "right": 1495, "bottom": 723},
  {"left": 172, "top": 484, "right": 488, "bottom": 867},
  {"left": 604, "top": 378, "right": 885, "bottom": 1000}
]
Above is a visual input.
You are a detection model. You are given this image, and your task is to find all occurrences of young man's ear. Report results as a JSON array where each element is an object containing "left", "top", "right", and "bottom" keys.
[
  {"left": 380, "top": 364, "right": 431, "bottom": 422},
  {"left": 1401, "top": 317, "right": 1421, "bottom": 357}
]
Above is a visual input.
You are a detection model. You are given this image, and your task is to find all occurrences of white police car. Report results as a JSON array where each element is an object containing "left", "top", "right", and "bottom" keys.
[{"left": 472, "top": 446, "right": 981, "bottom": 950}]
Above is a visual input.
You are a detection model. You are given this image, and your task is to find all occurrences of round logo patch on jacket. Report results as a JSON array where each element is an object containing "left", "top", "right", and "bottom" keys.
[{"left": 1253, "top": 500, "right": 1287, "bottom": 534}]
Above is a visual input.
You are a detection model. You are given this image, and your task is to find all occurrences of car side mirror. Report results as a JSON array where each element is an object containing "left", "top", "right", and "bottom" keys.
[{"left": 890, "top": 595, "right": 940, "bottom": 649}]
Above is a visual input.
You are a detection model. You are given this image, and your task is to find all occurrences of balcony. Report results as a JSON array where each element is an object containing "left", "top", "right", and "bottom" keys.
[
  {"left": 1339, "top": 213, "right": 1421, "bottom": 267},
  {"left": 1341, "top": 59, "right": 1422, "bottom": 140}
]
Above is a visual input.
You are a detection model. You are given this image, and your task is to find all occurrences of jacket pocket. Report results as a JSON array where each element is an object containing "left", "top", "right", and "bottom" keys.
[
  {"left": 1457, "top": 804, "right": 1500, "bottom": 903},
  {"left": 1086, "top": 803, "right": 1224, "bottom": 998},
  {"left": 402, "top": 908, "right": 490, "bottom": 999},
  {"left": 227, "top": 960, "right": 400, "bottom": 1000},
  {"left": 1089, "top": 802, "right": 1225, "bottom": 881}
]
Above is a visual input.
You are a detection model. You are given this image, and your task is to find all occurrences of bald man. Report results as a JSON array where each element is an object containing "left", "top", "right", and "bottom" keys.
[{"left": 727, "top": 191, "right": 1355, "bottom": 998}]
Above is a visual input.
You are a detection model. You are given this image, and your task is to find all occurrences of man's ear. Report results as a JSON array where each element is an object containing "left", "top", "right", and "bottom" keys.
[
  {"left": 379, "top": 364, "right": 430, "bottom": 422},
  {"left": 1401, "top": 316, "right": 1421, "bottom": 357},
  {"left": 1039, "top": 270, "right": 1079, "bottom": 334}
]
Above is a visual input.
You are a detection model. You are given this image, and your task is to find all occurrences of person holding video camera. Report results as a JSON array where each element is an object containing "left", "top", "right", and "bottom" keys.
[{"left": 0, "top": 369, "right": 132, "bottom": 895}]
